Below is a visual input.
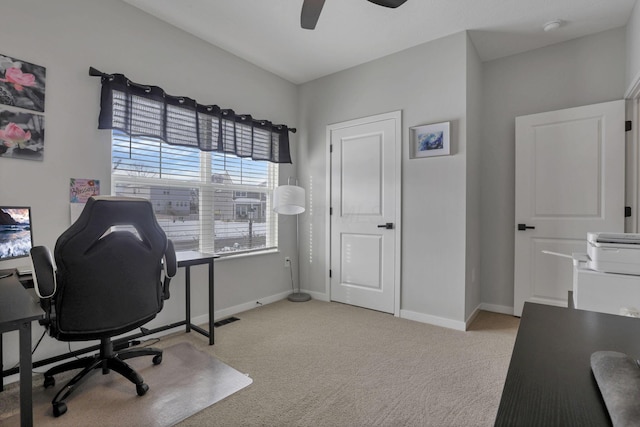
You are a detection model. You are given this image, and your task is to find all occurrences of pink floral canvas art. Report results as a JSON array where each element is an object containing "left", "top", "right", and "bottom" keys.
[
  {"left": 0, "top": 109, "right": 44, "bottom": 161},
  {"left": 0, "top": 54, "right": 46, "bottom": 112}
]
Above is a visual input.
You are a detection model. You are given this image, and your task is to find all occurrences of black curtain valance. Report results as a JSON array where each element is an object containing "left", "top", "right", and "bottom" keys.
[{"left": 90, "top": 67, "right": 293, "bottom": 164}]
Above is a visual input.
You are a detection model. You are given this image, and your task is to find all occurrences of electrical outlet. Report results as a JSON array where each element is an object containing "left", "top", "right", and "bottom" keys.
[{"left": 284, "top": 256, "right": 291, "bottom": 268}]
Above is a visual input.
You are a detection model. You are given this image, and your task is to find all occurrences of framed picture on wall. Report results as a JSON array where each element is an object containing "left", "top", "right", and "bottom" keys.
[
  {"left": 0, "top": 109, "right": 44, "bottom": 161},
  {"left": 0, "top": 54, "right": 46, "bottom": 112},
  {"left": 410, "top": 121, "right": 450, "bottom": 158}
]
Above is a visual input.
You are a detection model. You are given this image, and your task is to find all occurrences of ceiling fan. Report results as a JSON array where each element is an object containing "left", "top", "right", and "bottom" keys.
[{"left": 301, "top": 0, "right": 408, "bottom": 30}]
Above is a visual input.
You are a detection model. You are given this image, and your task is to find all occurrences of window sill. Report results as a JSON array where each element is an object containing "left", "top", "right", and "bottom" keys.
[{"left": 214, "top": 248, "right": 279, "bottom": 262}]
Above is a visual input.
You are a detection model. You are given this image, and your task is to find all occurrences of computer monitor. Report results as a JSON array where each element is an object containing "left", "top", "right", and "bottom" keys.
[{"left": 0, "top": 206, "right": 33, "bottom": 261}]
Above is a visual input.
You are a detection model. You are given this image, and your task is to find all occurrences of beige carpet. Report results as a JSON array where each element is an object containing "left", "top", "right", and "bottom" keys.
[
  {"left": 0, "top": 300, "right": 518, "bottom": 426},
  {"left": 180, "top": 300, "right": 519, "bottom": 426},
  {"left": 0, "top": 342, "right": 252, "bottom": 426}
]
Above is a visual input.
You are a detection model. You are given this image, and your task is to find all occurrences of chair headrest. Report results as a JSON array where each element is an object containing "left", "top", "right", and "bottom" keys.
[{"left": 55, "top": 196, "right": 167, "bottom": 260}]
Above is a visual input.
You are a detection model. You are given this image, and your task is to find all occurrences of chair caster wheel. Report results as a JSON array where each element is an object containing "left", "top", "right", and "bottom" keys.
[
  {"left": 152, "top": 354, "right": 162, "bottom": 365},
  {"left": 44, "top": 376, "right": 55, "bottom": 388},
  {"left": 136, "top": 383, "right": 149, "bottom": 396},
  {"left": 53, "top": 402, "right": 67, "bottom": 417}
]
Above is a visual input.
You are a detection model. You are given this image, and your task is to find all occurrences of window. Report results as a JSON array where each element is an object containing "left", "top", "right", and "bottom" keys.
[
  {"left": 95, "top": 70, "right": 291, "bottom": 256},
  {"left": 111, "top": 130, "right": 278, "bottom": 255}
]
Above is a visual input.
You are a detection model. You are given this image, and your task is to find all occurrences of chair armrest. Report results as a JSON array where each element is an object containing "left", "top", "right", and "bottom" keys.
[
  {"left": 30, "top": 246, "right": 57, "bottom": 299},
  {"left": 162, "top": 239, "right": 177, "bottom": 299}
]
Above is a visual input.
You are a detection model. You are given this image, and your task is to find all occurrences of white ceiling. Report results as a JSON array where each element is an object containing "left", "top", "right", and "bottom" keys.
[{"left": 122, "top": 0, "right": 637, "bottom": 84}]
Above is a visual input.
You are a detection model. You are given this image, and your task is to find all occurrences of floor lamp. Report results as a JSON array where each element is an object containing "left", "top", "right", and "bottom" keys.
[{"left": 273, "top": 179, "right": 311, "bottom": 302}]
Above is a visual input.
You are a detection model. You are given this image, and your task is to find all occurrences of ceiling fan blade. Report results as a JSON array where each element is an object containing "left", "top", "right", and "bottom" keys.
[
  {"left": 301, "top": 0, "right": 326, "bottom": 30},
  {"left": 367, "top": 0, "right": 408, "bottom": 8}
]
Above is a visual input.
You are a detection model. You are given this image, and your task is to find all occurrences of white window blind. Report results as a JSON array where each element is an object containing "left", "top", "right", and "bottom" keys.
[{"left": 111, "top": 130, "right": 278, "bottom": 255}]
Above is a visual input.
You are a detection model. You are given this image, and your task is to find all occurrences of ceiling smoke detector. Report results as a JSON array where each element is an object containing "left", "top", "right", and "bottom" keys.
[{"left": 543, "top": 20, "right": 563, "bottom": 32}]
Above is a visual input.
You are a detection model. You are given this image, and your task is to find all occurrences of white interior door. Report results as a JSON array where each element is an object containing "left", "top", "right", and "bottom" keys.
[
  {"left": 514, "top": 100, "right": 625, "bottom": 316},
  {"left": 329, "top": 111, "right": 401, "bottom": 314}
]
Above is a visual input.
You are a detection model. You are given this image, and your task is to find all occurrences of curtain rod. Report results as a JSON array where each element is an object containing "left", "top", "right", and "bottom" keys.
[{"left": 89, "top": 67, "right": 297, "bottom": 133}]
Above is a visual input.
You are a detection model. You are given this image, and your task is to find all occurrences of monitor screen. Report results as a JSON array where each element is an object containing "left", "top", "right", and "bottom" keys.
[{"left": 0, "top": 206, "right": 33, "bottom": 261}]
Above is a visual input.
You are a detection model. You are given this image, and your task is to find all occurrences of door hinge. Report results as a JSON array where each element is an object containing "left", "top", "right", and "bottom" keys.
[
  {"left": 626, "top": 120, "right": 632, "bottom": 132},
  {"left": 626, "top": 206, "right": 632, "bottom": 217},
  {"left": 329, "top": 269, "right": 332, "bottom": 278},
  {"left": 330, "top": 207, "right": 333, "bottom": 215},
  {"left": 330, "top": 144, "right": 333, "bottom": 153}
]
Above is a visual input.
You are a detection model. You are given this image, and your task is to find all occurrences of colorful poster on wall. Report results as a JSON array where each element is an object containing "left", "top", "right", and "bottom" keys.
[
  {"left": 0, "top": 54, "right": 46, "bottom": 112},
  {"left": 70, "top": 178, "right": 100, "bottom": 224},
  {"left": 0, "top": 109, "right": 44, "bottom": 161},
  {"left": 70, "top": 178, "right": 100, "bottom": 203}
]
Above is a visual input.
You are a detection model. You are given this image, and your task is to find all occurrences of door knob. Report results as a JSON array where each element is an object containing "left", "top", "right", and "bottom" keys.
[
  {"left": 517, "top": 224, "right": 535, "bottom": 231},
  {"left": 377, "top": 223, "right": 394, "bottom": 229}
]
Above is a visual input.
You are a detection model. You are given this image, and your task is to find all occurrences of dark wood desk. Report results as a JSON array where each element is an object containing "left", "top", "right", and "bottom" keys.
[
  {"left": 495, "top": 302, "right": 640, "bottom": 426},
  {"left": 0, "top": 271, "right": 45, "bottom": 427}
]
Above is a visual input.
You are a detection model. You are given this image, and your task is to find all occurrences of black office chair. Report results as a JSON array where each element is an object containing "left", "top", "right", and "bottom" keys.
[{"left": 30, "top": 196, "right": 177, "bottom": 417}]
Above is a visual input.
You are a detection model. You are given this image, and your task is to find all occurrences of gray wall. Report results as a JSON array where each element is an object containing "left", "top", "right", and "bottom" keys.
[
  {"left": 299, "top": 26, "right": 628, "bottom": 324},
  {"left": 0, "top": 0, "right": 299, "bottom": 367},
  {"left": 298, "top": 32, "right": 472, "bottom": 327},
  {"left": 479, "top": 27, "right": 627, "bottom": 312},
  {"left": 465, "top": 34, "right": 483, "bottom": 319},
  {"left": 627, "top": 0, "right": 640, "bottom": 92}
]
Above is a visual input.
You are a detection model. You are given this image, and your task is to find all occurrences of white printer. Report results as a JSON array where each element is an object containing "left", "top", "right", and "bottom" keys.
[
  {"left": 572, "top": 232, "right": 640, "bottom": 315},
  {"left": 586, "top": 232, "right": 640, "bottom": 275}
]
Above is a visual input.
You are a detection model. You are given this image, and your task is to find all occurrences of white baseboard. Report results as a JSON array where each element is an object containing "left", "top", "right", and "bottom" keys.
[
  {"left": 194, "top": 288, "right": 329, "bottom": 325},
  {"left": 400, "top": 309, "right": 466, "bottom": 331},
  {"left": 479, "top": 303, "right": 514, "bottom": 316},
  {"left": 398, "top": 304, "right": 514, "bottom": 332},
  {"left": 465, "top": 305, "right": 481, "bottom": 330},
  {"left": 303, "top": 289, "right": 329, "bottom": 302},
  {"left": 205, "top": 290, "right": 292, "bottom": 324}
]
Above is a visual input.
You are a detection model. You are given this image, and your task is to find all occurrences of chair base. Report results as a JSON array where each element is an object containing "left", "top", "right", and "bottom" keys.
[{"left": 44, "top": 337, "right": 162, "bottom": 417}]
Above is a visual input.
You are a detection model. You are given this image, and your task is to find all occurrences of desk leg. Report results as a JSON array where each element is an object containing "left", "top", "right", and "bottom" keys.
[
  {"left": 1, "top": 332, "right": 4, "bottom": 392},
  {"left": 185, "top": 266, "right": 191, "bottom": 333},
  {"left": 208, "top": 259, "right": 214, "bottom": 345},
  {"left": 19, "top": 322, "right": 33, "bottom": 427}
]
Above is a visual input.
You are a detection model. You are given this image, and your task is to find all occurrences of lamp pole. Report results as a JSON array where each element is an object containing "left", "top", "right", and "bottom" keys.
[
  {"left": 288, "top": 209, "right": 311, "bottom": 302},
  {"left": 273, "top": 179, "right": 310, "bottom": 302}
]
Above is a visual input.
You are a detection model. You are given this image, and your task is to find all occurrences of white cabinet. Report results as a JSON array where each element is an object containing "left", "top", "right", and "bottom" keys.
[{"left": 573, "top": 261, "right": 640, "bottom": 316}]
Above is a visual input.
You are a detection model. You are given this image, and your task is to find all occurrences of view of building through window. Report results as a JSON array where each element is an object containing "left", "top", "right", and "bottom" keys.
[{"left": 111, "top": 131, "right": 278, "bottom": 255}]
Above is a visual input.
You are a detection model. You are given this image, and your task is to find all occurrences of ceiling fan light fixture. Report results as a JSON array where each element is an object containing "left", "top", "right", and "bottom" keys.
[{"left": 543, "top": 19, "right": 563, "bottom": 32}]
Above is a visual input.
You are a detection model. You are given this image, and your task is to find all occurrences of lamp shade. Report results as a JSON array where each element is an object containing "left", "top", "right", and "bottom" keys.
[{"left": 273, "top": 185, "right": 305, "bottom": 215}]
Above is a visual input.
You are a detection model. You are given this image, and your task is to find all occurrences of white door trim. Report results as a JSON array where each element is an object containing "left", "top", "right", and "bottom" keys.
[
  {"left": 626, "top": 76, "right": 640, "bottom": 233},
  {"left": 627, "top": 97, "right": 638, "bottom": 233},
  {"left": 325, "top": 110, "right": 402, "bottom": 316}
]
